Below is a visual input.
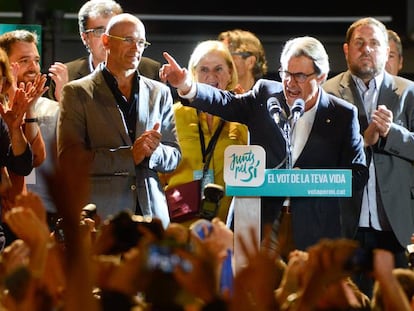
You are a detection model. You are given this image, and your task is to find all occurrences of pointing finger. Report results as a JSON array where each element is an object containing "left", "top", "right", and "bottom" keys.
[{"left": 162, "top": 52, "right": 181, "bottom": 70}]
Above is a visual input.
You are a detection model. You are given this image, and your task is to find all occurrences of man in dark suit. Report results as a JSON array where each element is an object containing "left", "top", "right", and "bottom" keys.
[
  {"left": 48, "top": 0, "right": 161, "bottom": 101},
  {"left": 159, "top": 36, "right": 369, "bottom": 258},
  {"left": 323, "top": 17, "right": 414, "bottom": 298}
]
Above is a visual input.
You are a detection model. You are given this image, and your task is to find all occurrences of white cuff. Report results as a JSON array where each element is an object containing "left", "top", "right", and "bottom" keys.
[{"left": 178, "top": 81, "right": 197, "bottom": 99}]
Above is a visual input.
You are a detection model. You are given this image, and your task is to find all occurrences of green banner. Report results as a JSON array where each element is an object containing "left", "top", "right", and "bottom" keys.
[
  {"left": 226, "top": 169, "right": 352, "bottom": 197},
  {"left": 0, "top": 24, "right": 42, "bottom": 62}
]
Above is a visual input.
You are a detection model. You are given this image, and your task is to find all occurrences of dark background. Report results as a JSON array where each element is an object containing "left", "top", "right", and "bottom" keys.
[{"left": 1, "top": 0, "right": 414, "bottom": 80}]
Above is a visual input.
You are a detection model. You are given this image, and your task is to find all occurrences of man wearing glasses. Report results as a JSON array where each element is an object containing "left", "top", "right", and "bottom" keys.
[
  {"left": 48, "top": 0, "right": 161, "bottom": 101},
  {"left": 57, "top": 13, "right": 181, "bottom": 229},
  {"left": 159, "top": 36, "right": 368, "bottom": 259},
  {"left": 218, "top": 29, "right": 268, "bottom": 92}
]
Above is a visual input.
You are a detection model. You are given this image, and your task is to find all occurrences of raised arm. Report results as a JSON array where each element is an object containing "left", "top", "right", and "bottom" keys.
[
  {"left": 0, "top": 88, "right": 30, "bottom": 157},
  {"left": 160, "top": 52, "right": 193, "bottom": 95},
  {"left": 48, "top": 62, "right": 68, "bottom": 102}
]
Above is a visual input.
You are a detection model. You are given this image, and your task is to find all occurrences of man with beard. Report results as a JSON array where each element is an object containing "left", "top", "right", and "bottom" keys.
[
  {"left": 0, "top": 29, "right": 60, "bottom": 239},
  {"left": 323, "top": 17, "right": 414, "bottom": 298}
]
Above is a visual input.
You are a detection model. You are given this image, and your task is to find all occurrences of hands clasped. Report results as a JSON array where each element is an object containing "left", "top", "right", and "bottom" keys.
[{"left": 364, "top": 105, "right": 393, "bottom": 146}]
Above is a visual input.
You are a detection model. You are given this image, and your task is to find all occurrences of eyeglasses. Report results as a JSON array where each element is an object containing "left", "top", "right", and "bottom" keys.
[
  {"left": 105, "top": 34, "right": 151, "bottom": 49},
  {"left": 231, "top": 51, "right": 253, "bottom": 59},
  {"left": 278, "top": 70, "right": 316, "bottom": 83},
  {"left": 84, "top": 27, "right": 106, "bottom": 38}
]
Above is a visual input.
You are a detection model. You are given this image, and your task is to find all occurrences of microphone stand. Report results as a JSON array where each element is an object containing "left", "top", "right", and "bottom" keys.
[
  {"left": 287, "top": 116, "right": 301, "bottom": 170},
  {"left": 283, "top": 121, "right": 293, "bottom": 170},
  {"left": 274, "top": 101, "right": 303, "bottom": 260},
  {"left": 273, "top": 98, "right": 303, "bottom": 170},
  {"left": 273, "top": 116, "right": 294, "bottom": 261},
  {"left": 283, "top": 116, "right": 302, "bottom": 209}
]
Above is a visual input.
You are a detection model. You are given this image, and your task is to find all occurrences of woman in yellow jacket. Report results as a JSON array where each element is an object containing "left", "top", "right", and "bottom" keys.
[{"left": 162, "top": 40, "right": 248, "bottom": 224}]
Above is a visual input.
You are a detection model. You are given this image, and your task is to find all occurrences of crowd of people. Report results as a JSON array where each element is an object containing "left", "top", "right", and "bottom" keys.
[{"left": 0, "top": 0, "right": 413, "bottom": 310}]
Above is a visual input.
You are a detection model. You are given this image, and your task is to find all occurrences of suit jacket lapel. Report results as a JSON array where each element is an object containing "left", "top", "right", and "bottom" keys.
[
  {"left": 75, "top": 58, "right": 93, "bottom": 80},
  {"left": 136, "top": 78, "right": 149, "bottom": 135},
  {"left": 340, "top": 71, "right": 369, "bottom": 131},
  {"left": 292, "top": 90, "right": 330, "bottom": 165},
  {"left": 378, "top": 73, "right": 400, "bottom": 115}
]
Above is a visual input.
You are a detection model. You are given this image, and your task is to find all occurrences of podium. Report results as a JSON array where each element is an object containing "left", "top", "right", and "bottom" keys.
[{"left": 224, "top": 146, "right": 352, "bottom": 273}]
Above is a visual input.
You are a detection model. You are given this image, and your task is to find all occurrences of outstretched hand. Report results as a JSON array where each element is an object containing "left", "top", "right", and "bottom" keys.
[
  {"left": 0, "top": 88, "right": 30, "bottom": 130},
  {"left": 159, "top": 52, "right": 193, "bottom": 94}
]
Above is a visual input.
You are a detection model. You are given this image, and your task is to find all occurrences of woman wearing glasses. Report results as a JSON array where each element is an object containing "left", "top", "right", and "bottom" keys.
[
  {"left": 160, "top": 40, "right": 248, "bottom": 225},
  {"left": 160, "top": 36, "right": 369, "bottom": 259},
  {"left": 218, "top": 29, "right": 268, "bottom": 92}
]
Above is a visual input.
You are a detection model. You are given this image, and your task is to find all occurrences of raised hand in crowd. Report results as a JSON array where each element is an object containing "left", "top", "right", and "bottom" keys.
[
  {"left": 46, "top": 143, "right": 98, "bottom": 311},
  {"left": 283, "top": 238, "right": 368, "bottom": 311},
  {"left": 173, "top": 231, "right": 220, "bottom": 307},
  {"left": 1, "top": 205, "right": 52, "bottom": 311},
  {"left": 275, "top": 249, "right": 308, "bottom": 307},
  {"left": 48, "top": 61, "right": 68, "bottom": 101},
  {"left": 189, "top": 217, "right": 234, "bottom": 295},
  {"left": 230, "top": 225, "right": 281, "bottom": 311},
  {"left": 2, "top": 204, "right": 58, "bottom": 310},
  {"left": 371, "top": 249, "right": 412, "bottom": 311}
]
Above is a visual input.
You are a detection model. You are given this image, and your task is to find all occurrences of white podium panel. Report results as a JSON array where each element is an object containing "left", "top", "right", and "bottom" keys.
[
  {"left": 233, "top": 196, "right": 261, "bottom": 274},
  {"left": 224, "top": 145, "right": 352, "bottom": 274}
]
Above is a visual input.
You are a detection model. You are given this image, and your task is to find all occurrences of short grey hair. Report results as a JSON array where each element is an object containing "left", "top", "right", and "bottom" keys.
[
  {"left": 280, "top": 36, "right": 330, "bottom": 81},
  {"left": 78, "top": 0, "right": 123, "bottom": 34}
]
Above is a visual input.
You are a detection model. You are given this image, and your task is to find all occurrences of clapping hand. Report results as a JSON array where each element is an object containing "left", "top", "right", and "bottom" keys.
[{"left": 0, "top": 87, "right": 30, "bottom": 130}]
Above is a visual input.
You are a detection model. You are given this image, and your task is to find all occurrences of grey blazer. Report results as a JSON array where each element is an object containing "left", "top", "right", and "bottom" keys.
[
  {"left": 57, "top": 66, "right": 181, "bottom": 227},
  {"left": 323, "top": 70, "right": 414, "bottom": 247}
]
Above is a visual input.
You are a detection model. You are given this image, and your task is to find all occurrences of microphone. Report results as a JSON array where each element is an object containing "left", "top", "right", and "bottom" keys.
[
  {"left": 267, "top": 97, "right": 282, "bottom": 125},
  {"left": 290, "top": 98, "right": 305, "bottom": 124}
]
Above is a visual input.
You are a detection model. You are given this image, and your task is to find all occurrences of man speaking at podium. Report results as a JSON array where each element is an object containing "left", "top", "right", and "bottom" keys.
[{"left": 159, "top": 36, "right": 368, "bottom": 258}]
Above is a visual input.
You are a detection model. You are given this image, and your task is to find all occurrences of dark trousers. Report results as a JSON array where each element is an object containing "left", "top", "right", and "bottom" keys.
[
  {"left": 352, "top": 227, "right": 408, "bottom": 299},
  {"left": 278, "top": 209, "right": 296, "bottom": 261}
]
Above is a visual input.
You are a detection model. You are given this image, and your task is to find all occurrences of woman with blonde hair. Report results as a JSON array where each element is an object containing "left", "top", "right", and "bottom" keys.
[{"left": 162, "top": 40, "right": 248, "bottom": 225}]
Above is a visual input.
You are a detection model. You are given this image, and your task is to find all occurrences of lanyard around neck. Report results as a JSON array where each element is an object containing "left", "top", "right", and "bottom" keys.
[{"left": 197, "top": 111, "right": 225, "bottom": 171}]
